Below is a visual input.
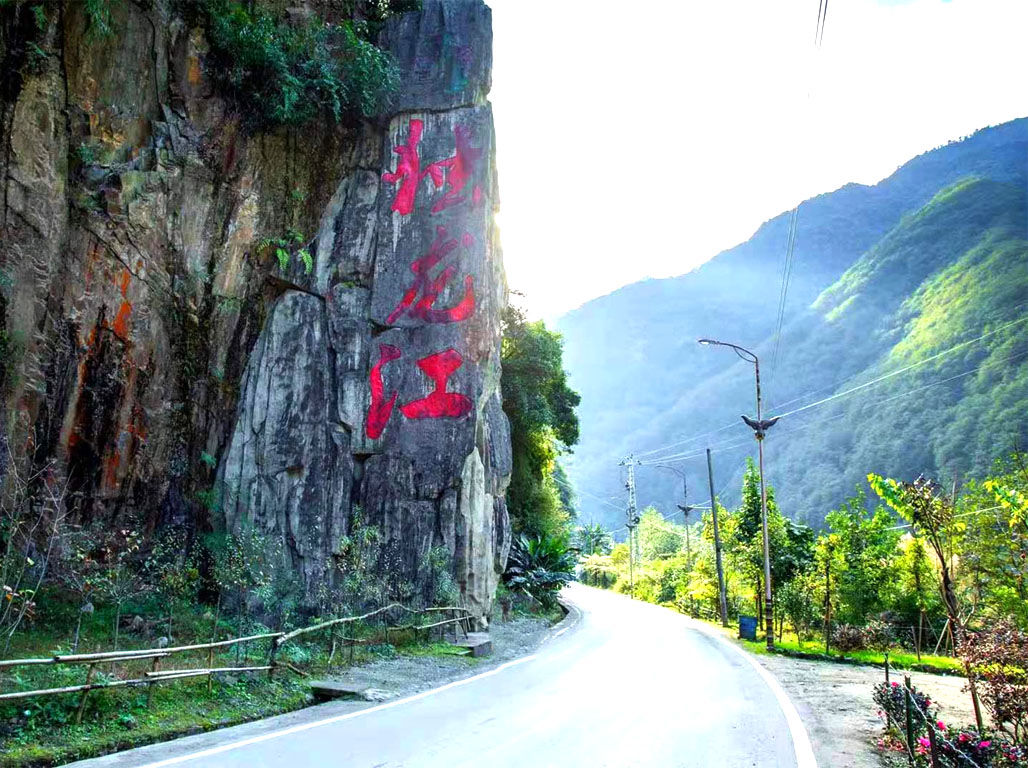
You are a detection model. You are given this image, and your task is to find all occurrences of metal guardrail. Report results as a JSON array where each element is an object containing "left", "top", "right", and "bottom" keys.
[{"left": 0, "top": 603, "right": 473, "bottom": 722}]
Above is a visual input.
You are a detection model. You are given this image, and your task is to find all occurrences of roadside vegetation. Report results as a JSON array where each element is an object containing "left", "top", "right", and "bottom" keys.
[
  {"left": 577, "top": 451, "right": 1028, "bottom": 762},
  {"left": 0, "top": 488, "right": 465, "bottom": 765},
  {"left": 499, "top": 301, "right": 580, "bottom": 608}
]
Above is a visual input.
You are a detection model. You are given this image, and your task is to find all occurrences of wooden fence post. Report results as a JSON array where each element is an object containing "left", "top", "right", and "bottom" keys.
[
  {"left": 903, "top": 675, "right": 914, "bottom": 766},
  {"left": 146, "top": 656, "right": 161, "bottom": 709},
  {"left": 267, "top": 640, "right": 278, "bottom": 681},
  {"left": 207, "top": 646, "right": 215, "bottom": 695},
  {"left": 74, "top": 663, "right": 97, "bottom": 725},
  {"left": 926, "top": 719, "right": 941, "bottom": 768}
]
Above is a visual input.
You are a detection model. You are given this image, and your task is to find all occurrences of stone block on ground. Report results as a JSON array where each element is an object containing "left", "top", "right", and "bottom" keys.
[{"left": 453, "top": 632, "right": 492, "bottom": 657}]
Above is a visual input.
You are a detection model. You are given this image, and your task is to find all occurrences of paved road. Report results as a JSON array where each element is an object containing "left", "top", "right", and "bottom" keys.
[{"left": 71, "top": 584, "right": 814, "bottom": 768}]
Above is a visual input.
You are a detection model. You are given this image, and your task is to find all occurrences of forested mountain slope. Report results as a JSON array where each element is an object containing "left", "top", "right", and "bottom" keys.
[{"left": 556, "top": 119, "right": 1028, "bottom": 530}]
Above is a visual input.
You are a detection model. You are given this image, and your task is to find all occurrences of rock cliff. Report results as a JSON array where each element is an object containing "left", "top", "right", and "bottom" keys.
[{"left": 0, "top": 0, "right": 510, "bottom": 619}]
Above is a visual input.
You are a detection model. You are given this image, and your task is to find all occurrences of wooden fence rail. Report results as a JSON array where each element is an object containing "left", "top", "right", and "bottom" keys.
[{"left": 0, "top": 603, "right": 474, "bottom": 714}]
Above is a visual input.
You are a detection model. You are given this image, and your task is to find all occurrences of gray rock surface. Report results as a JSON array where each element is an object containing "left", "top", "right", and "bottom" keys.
[{"left": 0, "top": 0, "right": 509, "bottom": 620}]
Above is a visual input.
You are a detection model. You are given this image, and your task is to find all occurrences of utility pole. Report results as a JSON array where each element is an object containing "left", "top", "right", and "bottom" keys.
[
  {"left": 706, "top": 448, "right": 729, "bottom": 627},
  {"left": 619, "top": 455, "right": 641, "bottom": 599},
  {"left": 699, "top": 337, "right": 779, "bottom": 650}
]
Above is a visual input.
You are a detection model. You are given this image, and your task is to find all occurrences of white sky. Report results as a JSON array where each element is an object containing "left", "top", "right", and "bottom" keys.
[{"left": 488, "top": 0, "right": 1028, "bottom": 322}]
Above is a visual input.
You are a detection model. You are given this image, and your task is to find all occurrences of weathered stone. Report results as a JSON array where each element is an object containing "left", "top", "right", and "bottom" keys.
[
  {"left": 379, "top": 0, "right": 492, "bottom": 113},
  {"left": 0, "top": 0, "right": 510, "bottom": 622},
  {"left": 219, "top": 291, "right": 352, "bottom": 591}
]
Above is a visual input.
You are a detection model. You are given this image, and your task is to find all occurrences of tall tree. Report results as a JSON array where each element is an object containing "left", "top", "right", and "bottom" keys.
[
  {"left": 501, "top": 303, "right": 580, "bottom": 539},
  {"left": 824, "top": 489, "right": 901, "bottom": 625}
]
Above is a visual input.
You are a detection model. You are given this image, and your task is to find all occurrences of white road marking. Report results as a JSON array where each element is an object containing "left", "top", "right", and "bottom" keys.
[
  {"left": 136, "top": 654, "right": 540, "bottom": 768},
  {"left": 684, "top": 618, "right": 819, "bottom": 768}
]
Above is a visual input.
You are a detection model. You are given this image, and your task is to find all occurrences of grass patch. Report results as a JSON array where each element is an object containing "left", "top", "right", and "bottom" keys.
[
  {"left": 0, "top": 599, "right": 472, "bottom": 767},
  {"left": 688, "top": 616, "right": 963, "bottom": 674},
  {"left": 400, "top": 642, "right": 474, "bottom": 660},
  {"left": 1, "top": 675, "right": 309, "bottom": 768}
]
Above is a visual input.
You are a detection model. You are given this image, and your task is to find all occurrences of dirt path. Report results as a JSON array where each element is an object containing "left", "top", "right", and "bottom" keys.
[{"left": 755, "top": 653, "right": 982, "bottom": 767}]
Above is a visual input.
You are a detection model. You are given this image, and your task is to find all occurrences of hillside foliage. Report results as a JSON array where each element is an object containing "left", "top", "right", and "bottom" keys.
[
  {"left": 501, "top": 304, "right": 580, "bottom": 541},
  {"left": 557, "top": 119, "right": 1028, "bottom": 532}
]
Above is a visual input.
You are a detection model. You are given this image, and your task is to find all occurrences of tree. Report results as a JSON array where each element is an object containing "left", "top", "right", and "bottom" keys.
[
  {"left": 896, "top": 535, "right": 939, "bottom": 659},
  {"left": 575, "top": 523, "right": 612, "bottom": 556},
  {"left": 870, "top": 472, "right": 986, "bottom": 732},
  {"left": 957, "top": 455, "right": 1028, "bottom": 627},
  {"left": 501, "top": 302, "right": 580, "bottom": 540},
  {"left": 824, "top": 489, "right": 901, "bottom": 625},
  {"left": 637, "top": 508, "right": 683, "bottom": 561},
  {"left": 724, "top": 459, "right": 812, "bottom": 630}
]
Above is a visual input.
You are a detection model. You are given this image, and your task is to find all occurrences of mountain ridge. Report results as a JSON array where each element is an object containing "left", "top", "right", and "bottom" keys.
[{"left": 556, "top": 118, "right": 1028, "bottom": 530}]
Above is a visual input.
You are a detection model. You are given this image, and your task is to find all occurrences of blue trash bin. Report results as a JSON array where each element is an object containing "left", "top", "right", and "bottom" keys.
[{"left": 739, "top": 615, "right": 758, "bottom": 641}]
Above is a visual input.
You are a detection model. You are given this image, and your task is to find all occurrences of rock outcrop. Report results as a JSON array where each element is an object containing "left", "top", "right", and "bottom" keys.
[{"left": 0, "top": 0, "right": 510, "bottom": 619}]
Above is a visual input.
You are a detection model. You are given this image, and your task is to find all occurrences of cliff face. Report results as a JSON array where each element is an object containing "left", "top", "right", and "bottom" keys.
[{"left": 0, "top": 0, "right": 510, "bottom": 619}]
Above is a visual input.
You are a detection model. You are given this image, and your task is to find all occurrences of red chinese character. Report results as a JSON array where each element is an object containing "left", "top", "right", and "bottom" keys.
[
  {"left": 424, "top": 124, "right": 483, "bottom": 213},
  {"left": 382, "top": 119, "right": 425, "bottom": 216},
  {"left": 400, "top": 349, "right": 473, "bottom": 420},
  {"left": 386, "top": 226, "right": 475, "bottom": 325},
  {"left": 382, "top": 120, "right": 484, "bottom": 216},
  {"left": 366, "top": 344, "right": 402, "bottom": 439}
]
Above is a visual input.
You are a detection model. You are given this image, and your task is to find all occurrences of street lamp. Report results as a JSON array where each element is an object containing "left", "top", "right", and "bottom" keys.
[
  {"left": 649, "top": 463, "right": 697, "bottom": 614},
  {"left": 698, "top": 338, "right": 779, "bottom": 650}
]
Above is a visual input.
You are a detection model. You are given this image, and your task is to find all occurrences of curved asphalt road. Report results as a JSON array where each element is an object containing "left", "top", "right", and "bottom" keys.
[{"left": 70, "top": 584, "right": 814, "bottom": 768}]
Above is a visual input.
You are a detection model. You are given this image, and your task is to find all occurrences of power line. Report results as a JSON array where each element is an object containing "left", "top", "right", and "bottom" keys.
[
  {"left": 770, "top": 314, "right": 1028, "bottom": 420},
  {"left": 885, "top": 505, "right": 1005, "bottom": 531},
  {"left": 636, "top": 296, "right": 1026, "bottom": 464},
  {"left": 815, "top": 0, "right": 829, "bottom": 47},
  {"left": 634, "top": 419, "right": 741, "bottom": 459},
  {"left": 636, "top": 306, "right": 1026, "bottom": 463},
  {"left": 760, "top": 347, "right": 1028, "bottom": 446},
  {"left": 551, "top": 475, "right": 623, "bottom": 513},
  {"left": 768, "top": 207, "right": 799, "bottom": 401},
  {"left": 652, "top": 439, "right": 754, "bottom": 465},
  {"left": 766, "top": 299, "right": 1028, "bottom": 413},
  {"left": 639, "top": 345, "right": 1028, "bottom": 471}
]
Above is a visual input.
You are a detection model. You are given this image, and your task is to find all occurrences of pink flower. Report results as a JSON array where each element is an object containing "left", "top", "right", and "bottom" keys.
[
  {"left": 918, "top": 737, "right": 930, "bottom": 748},
  {"left": 959, "top": 733, "right": 971, "bottom": 742},
  {"left": 925, "top": 699, "right": 931, "bottom": 706},
  {"left": 936, "top": 721, "right": 946, "bottom": 731},
  {"left": 891, "top": 681, "right": 899, "bottom": 687},
  {"left": 980, "top": 741, "right": 992, "bottom": 748}
]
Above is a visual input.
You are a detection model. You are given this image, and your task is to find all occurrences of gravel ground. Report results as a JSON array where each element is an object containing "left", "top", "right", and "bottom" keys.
[
  {"left": 755, "top": 653, "right": 985, "bottom": 767},
  {"left": 325, "top": 613, "right": 560, "bottom": 698}
]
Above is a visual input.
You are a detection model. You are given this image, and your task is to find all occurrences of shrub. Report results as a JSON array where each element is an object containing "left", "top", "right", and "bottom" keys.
[
  {"left": 960, "top": 620, "right": 1028, "bottom": 743},
  {"left": 833, "top": 623, "right": 866, "bottom": 652},
  {"left": 863, "top": 618, "right": 893, "bottom": 654},
  {"left": 503, "top": 533, "right": 574, "bottom": 608},
  {"left": 873, "top": 678, "right": 1027, "bottom": 767},
  {"left": 192, "top": 0, "right": 400, "bottom": 130},
  {"left": 873, "top": 679, "right": 937, "bottom": 736}
]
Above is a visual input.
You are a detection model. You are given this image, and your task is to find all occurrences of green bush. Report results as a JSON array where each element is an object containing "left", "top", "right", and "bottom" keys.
[
  {"left": 503, "top": 533, "right": 575, "bottom": 608},
  {"left": 193, "top": 0, "right": 400, "bottom": 129}
]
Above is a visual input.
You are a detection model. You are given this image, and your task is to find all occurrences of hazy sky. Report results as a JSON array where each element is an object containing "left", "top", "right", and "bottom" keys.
[{"left": 488, "top": 0, "right": 1028, "bottom": 322}]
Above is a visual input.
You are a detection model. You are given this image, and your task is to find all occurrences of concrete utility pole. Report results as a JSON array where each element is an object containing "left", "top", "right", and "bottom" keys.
[
  {"left": 706, "top": 448, "right": 730, "bottom": 627},
  {"left": 619, "top": 455, "right": 642, "bottom": 599},
  {"left": 698, "top": 338, "right": 779, "bottom": 650}
]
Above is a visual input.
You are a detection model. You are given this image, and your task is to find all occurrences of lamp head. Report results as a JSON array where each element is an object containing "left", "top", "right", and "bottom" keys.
[{"left": 697, "top": 338, "right": 716, "bottom": 346}]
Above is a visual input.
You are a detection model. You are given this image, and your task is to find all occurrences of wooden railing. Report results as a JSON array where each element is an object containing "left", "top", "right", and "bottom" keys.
[{"left": 0, "top": 603, "right": 473, "bottom": 722}]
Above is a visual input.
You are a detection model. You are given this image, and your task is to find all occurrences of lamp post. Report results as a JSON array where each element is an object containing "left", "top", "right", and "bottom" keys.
[
  {"left": 645, "top": 463, "right": 693, "bottom": 559},
  {"left": 698, "top": 338, "right": 779, "bottom": 650}
]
